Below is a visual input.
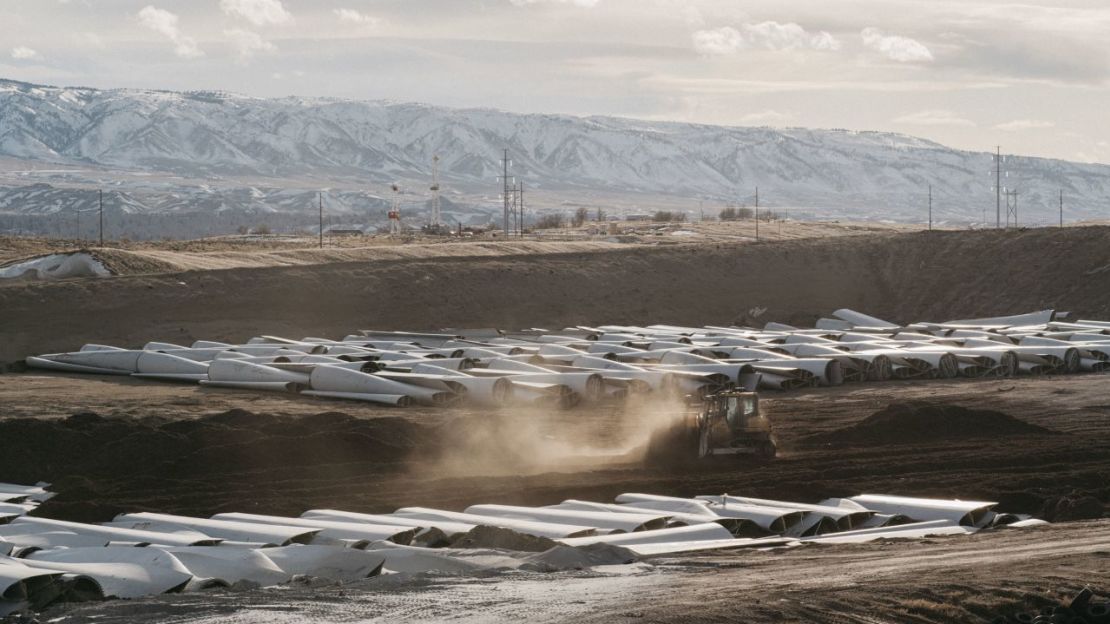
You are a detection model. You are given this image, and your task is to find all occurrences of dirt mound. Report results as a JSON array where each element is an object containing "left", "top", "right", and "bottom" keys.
[
  {"left": 448, "top": 526, "right": 559, "bottom": 552},
  {"left": 1041, "top": 494, "right": 1106, "bottom": 521},
  {"left": 520, "top": 543, "right": 637, "bottom": 571},
  {"left": 807, "top": 401, "right": 1053, "bottom": 446},
  {"left": 89, "top": 248, "right": 182, "bottom": 275}
]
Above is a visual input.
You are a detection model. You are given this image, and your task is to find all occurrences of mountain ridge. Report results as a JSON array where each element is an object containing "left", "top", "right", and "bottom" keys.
[{"left": 1, "top": 77, "right": 1108, "bottom": 229}]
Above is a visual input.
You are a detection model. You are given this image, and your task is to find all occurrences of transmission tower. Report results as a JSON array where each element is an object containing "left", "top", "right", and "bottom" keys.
[
  {"left": 1005, "top": 189, "right": 1018, "bottom": 228},
  {"left": 388, "top": 183, "right": 402, "bottom": 236},
  {"left": 498, "top": 149, "right": 520, "bottom": 236},
  {"left": 430, "top": 155, "right": 442, "bottom": 228}
]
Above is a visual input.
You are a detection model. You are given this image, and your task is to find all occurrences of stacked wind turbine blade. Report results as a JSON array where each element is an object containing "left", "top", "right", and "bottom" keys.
[
  {"left": 23, "top": 308, "right": 1109, "bottom": 411},
  {"left": 0, "top": 477, "right": 1049, "bottom": 613}
]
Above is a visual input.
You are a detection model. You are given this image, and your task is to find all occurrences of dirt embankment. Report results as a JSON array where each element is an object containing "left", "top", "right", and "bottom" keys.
[
  {"left": 2, "top": 227, "right": 1109, "bottom": 367},
  {"left": 90, "top": 240, "right": 629, "bottom": 274}
]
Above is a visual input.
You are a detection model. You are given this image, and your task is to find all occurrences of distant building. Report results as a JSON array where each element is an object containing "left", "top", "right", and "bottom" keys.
[
  {"left": 625, "top": 214, "right": 651, "bottom": 221},
  {"left": 325, "top": 228, "right": 364, "bottom": 236}
]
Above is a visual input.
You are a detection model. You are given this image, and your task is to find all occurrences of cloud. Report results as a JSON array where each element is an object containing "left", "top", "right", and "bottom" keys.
[
  {"left": 220, "top": 0, "right": 292, "bottom": 26},
  {"left": 509, "top": 0, "right": 601, "bottom": 7},
  {"left": 334, "top": 8, "right": 379, "bottom": 25},
  {"left": 225, "top": 28, "right": 277, "bottom": 63},
  {"left": 11, "top": 46, "right": 41, "bottom": 60},
  {"left": 738, "top": 110, "right": 795, "bottom": 125},
  {"left": 692, "top": 27, "right": 743, "bottom": 55},
  {"left": 137, "top": 6, "right": 203, "bottom": 59},
  {"left": 893, "top": 110, "right": 974, "bottom": 127},
  {"left": 79, "top": 33, "right": 106, "bottom": 49},
  {"left": 654, "top": 0, "right": 704, "bottom": 27},
  {"left": 996, "top": 119, "right": 1056, "bottom": 131},
  {"left": 861, "top": 28, "right": 933, "bottom": 62},
  {"left": 693, "top": 22, "right": 840, "bottom": 56},
  {"left": 948, "top": 34, "right": 1110, "bottom": 84}
]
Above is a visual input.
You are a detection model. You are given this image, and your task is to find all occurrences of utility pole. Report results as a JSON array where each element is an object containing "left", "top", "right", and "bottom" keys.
[
  {"left": 1059, "top": 190, "right": 1064, "bottom": 227},
  {"left": 995, "top": 146, "right": 1001, "bottom": 229},
  {"left": 754, "top": 187, "right": 760, "bottom": 242},
  {"left": 430, "top": 155, "right": 442, "bottom": 228},
  {"left": 98, "top": 189, "right": 104, "bottom": 246},
  {"left": 318, "top": 191, "right": 323, "bottom": 249},
  {"left": 501, "top": 149, "right": 512, "bottom": 236},
  {"left": 928, "top": 184, "right": 933, "bottom": 231},
  {"left": 519, "top": 182, "right": 525, "bottom": 238},
  {"left": 513, "top": 184, "right": 519, "bottom": 235}
]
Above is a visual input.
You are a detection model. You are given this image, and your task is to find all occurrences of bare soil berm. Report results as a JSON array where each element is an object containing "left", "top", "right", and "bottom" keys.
[{"left": 806, "top": 401, "right": 1054, "bottom": 446}]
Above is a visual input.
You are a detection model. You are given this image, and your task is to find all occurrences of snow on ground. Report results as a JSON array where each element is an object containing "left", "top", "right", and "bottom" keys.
[{"left": 0, "top": 252, "right": 110, "bottom": 280}]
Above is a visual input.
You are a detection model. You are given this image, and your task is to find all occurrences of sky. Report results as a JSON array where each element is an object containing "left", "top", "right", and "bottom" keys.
[{"left": 2, "top": 0, "right": 1108, "bottom": 164}]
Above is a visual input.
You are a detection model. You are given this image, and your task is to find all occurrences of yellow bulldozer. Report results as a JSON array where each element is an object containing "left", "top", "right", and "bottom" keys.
[{"left": 646, "top": 390, "right": 777, "bottom": 461}]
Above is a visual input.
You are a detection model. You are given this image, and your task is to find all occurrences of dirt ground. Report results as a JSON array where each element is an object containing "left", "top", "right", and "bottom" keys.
[
  {"left": 3, "top": 226, "right": 1109, "bottom": 622},
  {"left": 2, "top": 372, "right": 1108, "bottom": 623}
]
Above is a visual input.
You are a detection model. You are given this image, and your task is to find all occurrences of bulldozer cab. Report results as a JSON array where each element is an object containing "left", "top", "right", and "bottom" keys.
[{"left": 698, "top": 391, "right": 776, "bottom": 459}]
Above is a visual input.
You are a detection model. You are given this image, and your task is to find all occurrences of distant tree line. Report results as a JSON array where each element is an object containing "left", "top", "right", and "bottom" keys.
[
  {"left": 652, "top": 211, "right": 687, "bottom": 223},
  {"left": 719, "top": 205, "right": 781, "bottom": 221},
  {"left": 719, "top": 206, "right": 753, "bottom": 221},
  {"left": 534, "top": 213, "right": 566, "bottom": 229},
  {"left": 533, "top": 206, "right": 610, "bottom": 230}
]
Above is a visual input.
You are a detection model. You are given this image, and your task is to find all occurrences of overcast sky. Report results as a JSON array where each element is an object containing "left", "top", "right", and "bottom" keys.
[{"left": 2, "top": 0, "right": 1108, "bottom": 163}]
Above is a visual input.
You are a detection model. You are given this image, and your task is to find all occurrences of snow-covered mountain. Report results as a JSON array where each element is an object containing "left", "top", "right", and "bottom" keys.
[{"left": 2, "top": 77, "right": 1108, "bottom": 226}]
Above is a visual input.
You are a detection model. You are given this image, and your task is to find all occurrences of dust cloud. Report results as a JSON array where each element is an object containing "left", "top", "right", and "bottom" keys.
[{"left": 413, "top": 393, "right": 693, "bottom": 478}]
